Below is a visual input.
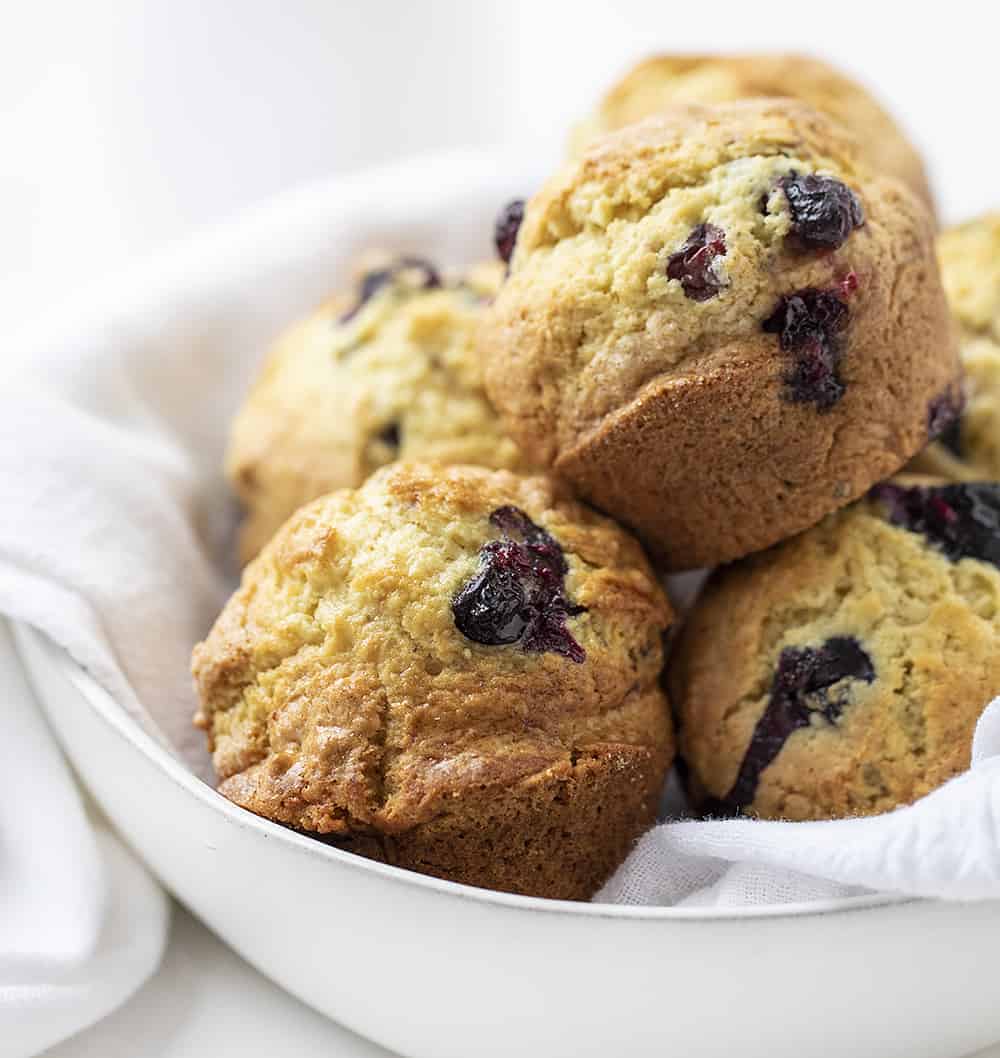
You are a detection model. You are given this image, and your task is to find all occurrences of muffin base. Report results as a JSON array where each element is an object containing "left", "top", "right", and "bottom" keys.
[
  {"left": 557, "top": 353, "right": 963, "bottom": 571},
  {"left": 223, "top": 743, "right": 671, "bottom": 901}
]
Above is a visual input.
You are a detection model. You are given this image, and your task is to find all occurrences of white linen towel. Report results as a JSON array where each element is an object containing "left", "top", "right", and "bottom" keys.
[{"left": 0, "top": 621, "right": 167, "bottom": 1058}]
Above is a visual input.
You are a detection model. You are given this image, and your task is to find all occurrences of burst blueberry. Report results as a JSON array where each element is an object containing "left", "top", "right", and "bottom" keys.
[
  {"left": 339, "top": 257, "right": 441, "bottom": 323},
  {"left": 375, "top": 422, "right": 400, "bottom": 449},
  {"left": 927, "top": 386, "right": 965, "bottom": 453},
  {"left": 705, "top": 637, "right": 875, "bottom": 816},
  {"left": 871, "top": 482, "right": 1000, "bottom": 568},
  {"left": 494, "top": 199, "right": 525, "bottom": 266},
  {"left": 938, "top": 419, "right": 964, "bottom": 459},
  {"left": 452, "top": 506, "right": 587, "bottom": 662},
  {"left": 763, "top": 289, "right": 850, "bottom": 409},
  {"left": 779, "top": 172, "right": 864, "bottom": 250},
  {"left": 666, "top": 223, "right": 727, "bottom": 301}
]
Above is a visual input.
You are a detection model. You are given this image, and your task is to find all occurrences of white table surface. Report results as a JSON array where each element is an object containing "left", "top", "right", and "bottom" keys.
[{"left": 3, "top": 1, "right": 999, "bottom": 340}]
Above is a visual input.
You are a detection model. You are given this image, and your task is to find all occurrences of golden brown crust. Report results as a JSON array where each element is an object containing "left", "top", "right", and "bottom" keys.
[
  {"left": 670, "top": 487, "right": 1000, "bottom": 820},
  {"left": 227, "top": 258, "right": 524, "bottom": 562},
  {"left": 325, "top": 744, "right": 669, "bottom": 900},
  {"left": 481, "top": 100, "right": 959, "bottom": 569},
  {"left": 571, "top": 53, "right": 934, "bottom": 213},
  {"left": 193, "top": 463, "right": 674, "bottom": 898}
]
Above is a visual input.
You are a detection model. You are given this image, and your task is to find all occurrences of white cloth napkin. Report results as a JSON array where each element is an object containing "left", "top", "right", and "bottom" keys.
[
  {"left": 0, "top": 620, "right": 168, "bottom": 1058},
  {"left": 0, "top": 156, "right": 999, "bottom": 1055}
]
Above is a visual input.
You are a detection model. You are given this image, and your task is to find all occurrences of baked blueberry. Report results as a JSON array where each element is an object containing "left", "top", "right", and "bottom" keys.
[
  {"left": 779, "top": 172, "right": 864, "bottom": 250},
  {"left": 871, "top": 481, "right": 1000, "bottom": 568},
  {"left": 710, "top": 638, "right": 875, "bottom": 815},
  {"left": 927, "top": 386, "right": 964, "bottom": 443},
  {"left": 665, "top": 224, "right": 727, "bottom": 301},
  {"left": 763, "top": 289, "right": 850, "bottom": 409},
  {"left": 452, "top": 506, "right": 587, "bottom": 661},
  {"left": 375, "top": 422, "right": 401, "bottom": 449},
  {"left": 494, "top": 199, "right": 525, "bottom": 266},
  {"left": 937, "top": 419, "right": 965, "bottom": 459},
  {"left": 339, "top": 256, "right": 442, "bottom": 324}
]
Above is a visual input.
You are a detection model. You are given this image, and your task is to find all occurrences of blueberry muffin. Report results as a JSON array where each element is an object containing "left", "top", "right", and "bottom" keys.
[
  {"left": 192, "top": 463, "right": 674, "bottom": 899},
  {"left": 915, "top": 215, "right": 1000, "bottom": 480},
  {"left": 671, "top": 479, "right": 1000, "bottom": 821},
  {"left": 481, "top": 100, "right": 959, "bottom": 570},
  {"left": 570, "top": 53, "right": 933, "bottom": 213},
  {"left": 228, "top": 256, "right": 525, "bottom": 561}
]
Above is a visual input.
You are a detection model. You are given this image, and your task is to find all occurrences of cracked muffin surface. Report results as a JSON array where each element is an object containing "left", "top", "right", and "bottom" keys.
[
  {"left": 570, "top": 53, "right": 933, "bottom": 212},
  {"left": 228, "top": 256, "right": 525, "bottom": 561},
  {"left": 192, "top": 462, "right": 674, "bottom": 899},
  {"left": 916, "top": 215, "right": 1000, "bottom": 481},
  {"left": 481, "top": 99, "right": 958, "bottom": 569},
  {"left": 671, "top": 479, "right": 1000, "bottom": 821}
]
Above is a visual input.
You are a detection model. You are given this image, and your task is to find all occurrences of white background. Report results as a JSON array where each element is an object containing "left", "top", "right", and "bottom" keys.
[
  {"left": 2, "top": 0, "right": 998, "bottom": 336},
  {"left": 3, "top": 2, "right": 999, "bottom": 1054}
]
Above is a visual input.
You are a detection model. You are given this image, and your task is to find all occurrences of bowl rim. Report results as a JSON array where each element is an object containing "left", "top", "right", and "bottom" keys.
[{"left": 18, "top": 622, "right": 911, "bottom": 923}]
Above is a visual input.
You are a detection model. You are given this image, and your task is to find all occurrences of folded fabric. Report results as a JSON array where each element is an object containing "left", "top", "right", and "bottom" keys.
[{"left": 0, "top": 621, "right": 168, "bottom": 1058}]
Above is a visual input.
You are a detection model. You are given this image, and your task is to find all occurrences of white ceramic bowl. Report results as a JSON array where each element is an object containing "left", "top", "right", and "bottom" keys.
[
  {"left": 15, "top": 151, "right": 1000, "bottom": 1058},
  {"left": 17, "top": 619, "right": 1000, "bottom": 1058}
]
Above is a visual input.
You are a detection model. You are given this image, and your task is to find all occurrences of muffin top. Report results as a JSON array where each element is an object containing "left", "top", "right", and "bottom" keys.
[
  {"left": 938, "top": 213, "right": 1000, "bottom": 342},
  {"left": 570, "top": 53, "right": 933, "bottom": 211},
  {"left": 228, "top": 256, "right": 524, "bottom": 560},
  {"left": 193, "top": 463, "right": 672, "bottom": 836},
  {"left": 672, "top": 480, "right": 1000, "bottom": 820},
  {"left": 483, "top": 99, "right": 935, "bottom": 465}
]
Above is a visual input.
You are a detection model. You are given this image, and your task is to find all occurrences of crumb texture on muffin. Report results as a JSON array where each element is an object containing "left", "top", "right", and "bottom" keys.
[
  {"left": 193, "top": 463, "right": 674, "bottom": 898},
  {"left": 481, "top": 99, "right": 958, "bottom": 569},
  {"left": 228, "top": 256, "right": 524, "bottom": 561},
  {"left": 939, "top": 213, "right": 1000, "bottom": 343},
  {"left": 915, "top": 216, "right": 1000, "bottom": 480},
  {"left": 671, "top": 481, "right": 1000, "bottom": 820},
  {"left": 570, "top": 53, "right": 933, "bottom": 210}
]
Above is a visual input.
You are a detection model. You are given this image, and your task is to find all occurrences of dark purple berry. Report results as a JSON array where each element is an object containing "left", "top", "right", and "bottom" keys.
[
  {"left": 704, "top": 637, "right": 875, "bottom": 817},
  {"left": 779, "top": 172, "right": 864, "bottom": 250},
  {"left": 666, "top": 223, "right": 727, "bottom": 302},
  {"left": 494, "top": 199, "right": 525, "bottom": 266},
  {"left": 375, "top": 422, "right": 400, "bottom": 449},
  {"left": 339, "top": 257, "right": 441, "bottom": 323},
  {"left": 763, "top": 289, "right": 850, "bottom": 409},
  {"left": 452, "top": 506, "right": 587, "bottom": 663},
  {"left": 927, "top": 385, "right": 965, "bottom": 455},
  {"left": 488, "top": 504, "right": 552, "bottom": 547},
  {"left": 938, "top": 419, "right": 964, "bottom": 459},
  {"left": 871, "top": 482, "right": 1000, "bottom": 568}
]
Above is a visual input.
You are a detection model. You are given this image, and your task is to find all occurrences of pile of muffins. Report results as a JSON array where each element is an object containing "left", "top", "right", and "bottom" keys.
[{"left": 192, "top": 53, "right": 1000, "bottom": 901}]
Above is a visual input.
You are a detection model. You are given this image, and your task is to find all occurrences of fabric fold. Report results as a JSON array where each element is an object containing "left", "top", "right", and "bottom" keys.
[{"left": 0, "top": 620, "right": 168, "bottom": 1057}]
